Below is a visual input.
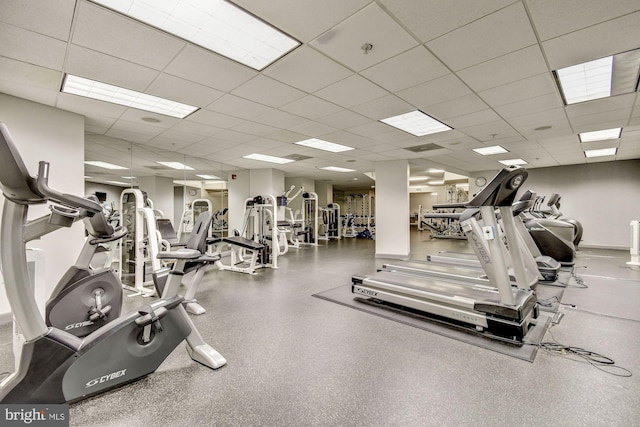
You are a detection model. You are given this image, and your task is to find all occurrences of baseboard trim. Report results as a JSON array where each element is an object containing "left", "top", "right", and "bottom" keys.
[
  {"left": 579, "top": 244, "right": 629, "bottom": 251},
  {"left": 375, "top": 253, "right": 409, "bottom": 259}
]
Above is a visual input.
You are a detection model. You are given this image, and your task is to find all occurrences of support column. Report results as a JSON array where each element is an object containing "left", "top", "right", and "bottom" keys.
[
  {"left": 138, "top": 176, "right": 175, "bottom": 222},
  {"left": 374, "top": 160, "right": 410, "bottom": 258}
]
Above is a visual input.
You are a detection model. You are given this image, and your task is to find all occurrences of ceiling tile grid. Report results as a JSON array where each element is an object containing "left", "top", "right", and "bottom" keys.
[{"left": 0, "top": 0, "right": 638, "bottom": 189}]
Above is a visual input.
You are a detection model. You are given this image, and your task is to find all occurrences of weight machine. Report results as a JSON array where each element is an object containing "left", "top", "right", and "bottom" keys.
[
  {"left": 318, "top": 202, "right": 341, "bottom": 241},
  {"left": 119, "top": 189, "right": 161, "bottom": 296}
]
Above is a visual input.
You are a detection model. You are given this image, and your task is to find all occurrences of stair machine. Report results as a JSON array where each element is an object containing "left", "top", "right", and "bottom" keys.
[
  {"left": 0, "top": 123, "right": 225, "bottom": 404},
  {"left": 352, "top": 166, "right": 539, "bottom": 341}
]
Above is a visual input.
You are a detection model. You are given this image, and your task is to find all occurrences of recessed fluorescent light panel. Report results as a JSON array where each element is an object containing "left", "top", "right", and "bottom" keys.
[
  {"left": 63, "top": 75, "right": 198, "bottom": 118},
  {"left": 106, "top": 180, "right": 132, "bottom": 186},
  {"left": 498, "top": 159, "right": 528, "bottom": 166},
  {"left": 473, "top": 145, "right": 508, "bottom": 155},
  {"left": 409, "top": 176, "right": 430, "bottom": 181},
  {"left": 380, "top": 110, "right": 452, "bottom": 137},
  {"left": 320, "top": 166, "right": 355, "bottom": 172},
  {"left": 578, "top": 128, "right": 622, "bottom": 142},
  {"left": 556, "top": 56, "right": 613, "bottom": 105},
  {"left": 121, "top": 176, "right": 137, "bottom": 179},
  {"left": 243, "top": 153, "right": 294, "bottom": 164},
  {"left": 157, "top": 161, "right": 195, "bottom": 170},
  {"left": 196, "top": 174, "right": 221, "bottom": 180},
  {"left": 294, "top": 138, "right": 354, "bottom": 153},
  {"left": 91, "top": 0, "right": 300, "bottom": 71},
  {"left": 585, "top": 147, "right": 617, "bottom": 158},
  {"left": 84, "top": 160, "right": 128, "bottom": 170}
]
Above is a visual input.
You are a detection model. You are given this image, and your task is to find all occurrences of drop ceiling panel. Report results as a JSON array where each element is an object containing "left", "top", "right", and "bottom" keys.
[
  {"left": 478, "top": 73, "right": 558, "bottom": 108},
  {"left": 147, "top": 74, "right": 224, "bottom": 108},
  {"left": 315, "top": 109, "right": 371, "bottom": 129},
  {"left": 85, "top": 117, "right": 117, "bottom": 134},
  {"left": 144, "top": 138, "right": 194, "bottom": 151},
  {"left": 57, "top": 92, "right": 126, "bottom": 119},
  {"left": 426, "top": 3, "right": 537, "bottom": 71},
  {"left": 456, "top": 120, "right": 520, "bottom": 141},
  {"left": 164, "top": 45, "right": 257, "bottom": 92},
  {"left": 314, "top": 75, "right": 388, "bottom": 108},
  {"left": 351, "top": 95, "right": 414, "bottom": 120},
  {"left": 320, "top": 131, "right": 379, "bottom": 149},
  {"left": 423, "top": 94, "right": 489, "bottom": 121},
  {"left": 360, "top": 46, "right": 450, "bottom": 92},
  {"left": 380, "top": 0, "right": 514, "bottom": 43},
  {"left": 230, "top": 121, "right": 279, "bottom": 137},
  {"left": 0, "top": 58, "right": 61, "bottom": 104},
  {"left": 289, "top": 121, "right": 337, "bottom": 137},
  {"left": 118, "top": 109, "right": 180, "bottom": 129},
  {"left": 251, "top": 109, "right": 308, "bottom": 129},
  {"left": 213, "top": 129, "right": 257, "bottom": 144},
  {"left": 0, "top": 23, "right": 67, "bottom": 70},
  {"left": 309, "top": 3, "right": 418, "bottom": 72},
  {"left": 264, "top": 46, "right": 353, "bottom": 92},
  {"left": 171, "top": 121, "right": 223, "bottom": 138},
  {"left": 0, "top": 0, "right": 75, "bottom": 40},
  {"left": 494, "top": 93, "right": 564, "bottom": 119},
  {"left": 525, "top": 0, "right": 640, "bottom": 41},
  {"left": 565, "top": 93, "right": 636, "bottom": 118},
  {"left": 397, "top": 74, "right": 472, "bottom": 109},
  {"left": 233, "top": 0, "right": 370, "bottom": 42},
  {"left": 206, "top": 94, "right": 273, "bottom": 120},
  {"left": 280, "top": 95, "right": 343, "bottom": 120},
  {"left": 457, "top": 45, "right": 548, "bottom": 92},
  {"left": 186, "top": 109, "right": 245, "bottom": 129},
  {"left": 265, "top": 130, "right": 309, "bottom": 143},
  {"left": 105, "top": 124, "right": 163, "bottom": 144},
  {"left": 506, "top": 108, "right": 568, "bottom": 128},
  {"left": 569, "top": 110, "right": 631, "bottom": 132},
  {"left": 73, "top": 2, "right": 185, "bottom": 71},
  {"left": 444, "top": 109, "right": 501, "bottom": 129},
  {"left": 542, "top": 12, "right": 640, "bottom": 70},
  {"left": 231, "top": 75, "right": 306, "bottom": 108},
  {"left": 66, "top": 45, "right": 159, "bottom": 92}
]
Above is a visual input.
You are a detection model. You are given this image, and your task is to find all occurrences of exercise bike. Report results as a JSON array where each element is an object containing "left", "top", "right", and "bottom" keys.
[
  {"left": 45, "top": 199, "right": 127, "bottom": 337},
  {"left": 0, "top": 122, "right": 226, "bottom": 404}
]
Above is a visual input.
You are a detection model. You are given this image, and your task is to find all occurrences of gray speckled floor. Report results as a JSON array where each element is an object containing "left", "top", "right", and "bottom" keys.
[{"left": 1, "top": 233, "right": 639, "bottom": 426}]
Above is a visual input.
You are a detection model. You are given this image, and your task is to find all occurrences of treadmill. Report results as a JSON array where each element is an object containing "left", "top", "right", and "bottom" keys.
[
  {"left": 352, "top": 166, "right": 538, "bottom": 341},
  {"left": 426, "top": 191, "right": 560, "bottom": 282}
]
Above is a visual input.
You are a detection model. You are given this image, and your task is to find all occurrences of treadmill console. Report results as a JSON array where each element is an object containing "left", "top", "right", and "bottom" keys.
[{"left": 467, "top": 166, "right": 528, "bottom": 208}]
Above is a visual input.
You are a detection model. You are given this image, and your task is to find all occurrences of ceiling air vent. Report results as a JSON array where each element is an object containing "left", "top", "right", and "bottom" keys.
[
  {"left": 145, "top": 165, "right": 171, "bottom": 170},
  {"left": 404, "top": 143, "right": 444, "bottom": 153},
  {"left": 283, "top": 154, "right": 313, "bottom": 161}
]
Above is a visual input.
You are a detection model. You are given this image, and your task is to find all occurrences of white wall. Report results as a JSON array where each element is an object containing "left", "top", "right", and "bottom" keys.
[
  {"left": 249, "top": 169, "right": 285, "bottom": 197},
  {"left": 0, "top": 94, "right": 85, "bottom": 320},
  {"left": 138, "top": 176, "right": 174, "bottom": 221},
  {"left": 524, "top": 160, "right": 640, "bottom": 249},
  {"left": 375, "top": 160, "right": 410, "bottom": 258},
  {"left": 315, "top": 181, "right": 333, "bottom": 206},
  {"left": 470, "top": 161, "right": 640, "bottom": 249}
]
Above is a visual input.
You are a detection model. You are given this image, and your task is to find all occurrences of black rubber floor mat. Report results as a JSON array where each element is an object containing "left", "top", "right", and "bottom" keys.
[{"left": 313, "top": 285, "right": 552, "bottom": 362}]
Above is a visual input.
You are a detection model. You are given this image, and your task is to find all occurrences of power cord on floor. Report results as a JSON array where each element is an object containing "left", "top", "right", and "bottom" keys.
[
  {"left": 555, "top": 265, "right": 588, "bottom": 288},
  {"left": 526, "top": 326, "right": 632, "bottom": 378},
  {"left": 536, "top": 295, "right": 576, "bottom": 309}
]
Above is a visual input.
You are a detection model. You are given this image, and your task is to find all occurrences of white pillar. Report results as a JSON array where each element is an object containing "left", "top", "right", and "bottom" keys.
[
  {"left": 138, "top": 175, "right": 175, "bottom": 221},
  {"left": 375, "top": 160, "right": 410, "bottom": 258},
  {"left": 227, "top": 170, "right": 250, "bottom": 236}
]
